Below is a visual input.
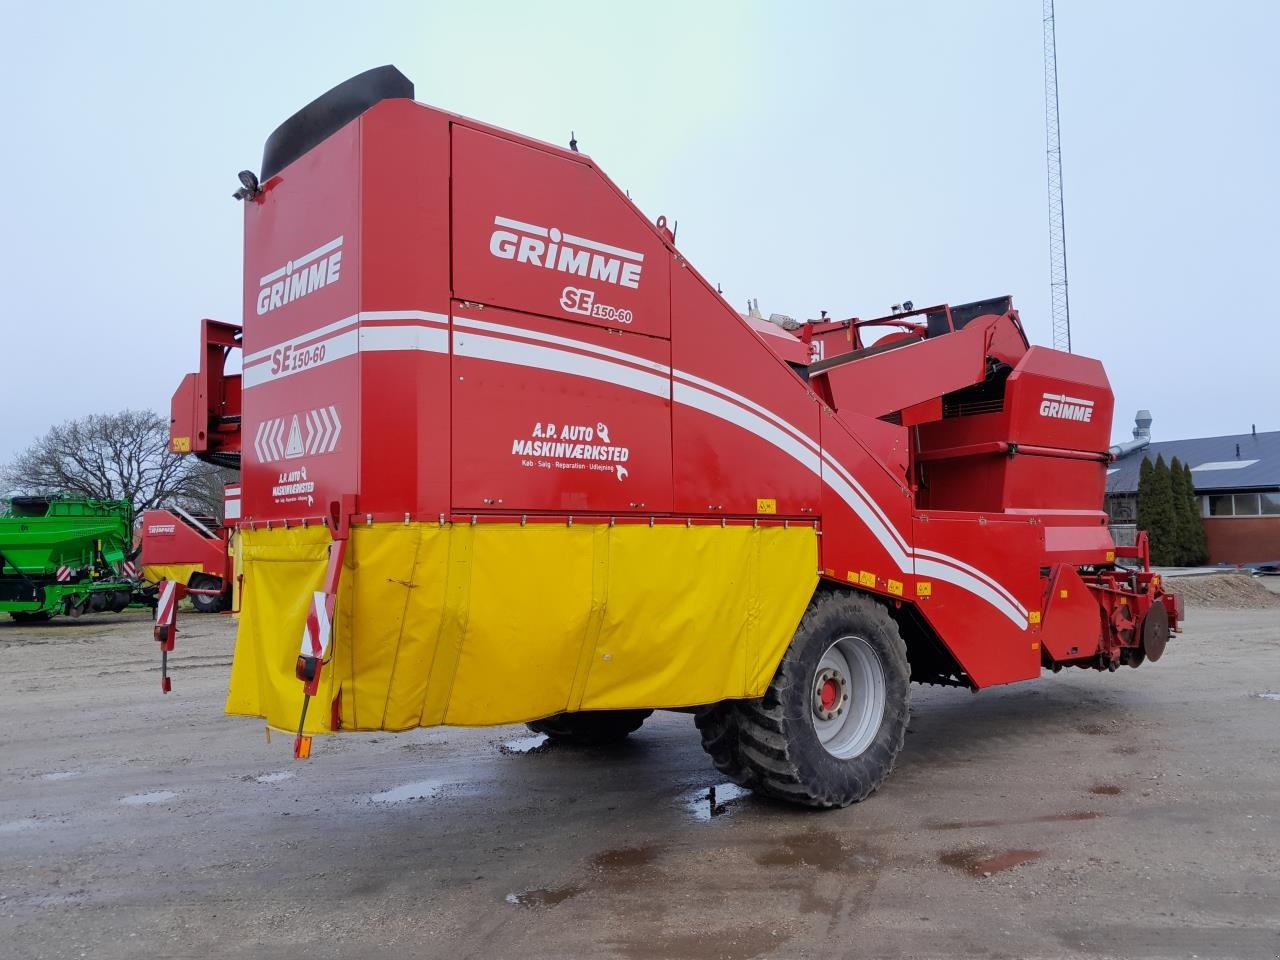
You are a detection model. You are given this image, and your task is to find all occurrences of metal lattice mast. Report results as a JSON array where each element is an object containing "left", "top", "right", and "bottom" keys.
[{"left": 1044, "top": 0, "right": 1071, "bottom": 352}]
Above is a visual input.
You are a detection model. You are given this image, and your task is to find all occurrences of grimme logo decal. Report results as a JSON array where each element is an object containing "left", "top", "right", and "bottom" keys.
[
  {"left": 147, "top": 524, "right": 176, "bottom": 535},
  {"left": 512, "top": 421, "right": 631, "bottom": 481},
  {"left": 1039, "top": 392, "right": 1094, "bottom": 422},
  {"left": 256, "top": 236, "right": 343, "bottom": 315},
  {"left": 489, "top": 216, "right": 643, "bottom": 290}
]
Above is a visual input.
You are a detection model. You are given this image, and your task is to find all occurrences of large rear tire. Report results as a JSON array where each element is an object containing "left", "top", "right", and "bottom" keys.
[
  {"left": 697, "top": 590, "right": 910, "bottom": 808},
  {"left": 694, "top": 704, "right": 760, "bottom": 788},
  {"left": 189, "top": 574, "right": 229, "bottom": 614},
  {"left": 527, "top": 709, "right": 652, "bottom": 745}
]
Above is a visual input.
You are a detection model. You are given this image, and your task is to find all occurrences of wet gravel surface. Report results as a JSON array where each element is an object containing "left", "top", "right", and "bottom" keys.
[{"left": 2, "top": 606, "right": 1278, "bottom": 959}]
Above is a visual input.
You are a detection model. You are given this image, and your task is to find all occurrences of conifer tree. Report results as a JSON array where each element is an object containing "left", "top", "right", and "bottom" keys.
[
  {"left": 1169, "top": 456, "right": 1192, "bottom": 564},
  {"left": 1182, "top": 461, "right": 1207, "bottom": 565},
  {"left": 1136, "top": 457, "right": 1155, "bottom": 549},
  {"left": 1151, "top": 455, "right": 1178, "bottom": 565},
  {"left": 1137, "top": 454, "right": 1178, "bottom": 565}
]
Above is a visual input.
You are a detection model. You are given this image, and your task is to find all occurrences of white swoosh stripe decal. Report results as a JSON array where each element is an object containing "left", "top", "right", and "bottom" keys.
[
  {"left": 462, "top": 326, "right": 1025, "bottom": 628},
  {"left": 239, "top": 311, "right": 1027, "bottom": 627},
  {"left": 453, "top": 331, "right": 671, "bottom": 400}
]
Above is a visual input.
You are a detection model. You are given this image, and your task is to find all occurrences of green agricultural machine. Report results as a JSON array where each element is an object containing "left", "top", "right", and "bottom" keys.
[{"left": 0, "top": 497, "right": 143, "bottom": 623}]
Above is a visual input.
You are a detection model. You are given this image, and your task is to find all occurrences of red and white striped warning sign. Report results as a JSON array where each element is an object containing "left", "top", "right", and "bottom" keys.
[
  {"left": 121, "top": 559, "right": 138, "bottom": 579},
  {"left": 55, "top": 566, "right": 71, "bottom": 582},
  {"left": 300, "top": 591, "right": 332, "bottom": 658},
  {"left": 155, "top": 580, "right": 177, "bottom": 628},
  {"left": 298, "top": 539, "right": 346, "bottom": 660}
]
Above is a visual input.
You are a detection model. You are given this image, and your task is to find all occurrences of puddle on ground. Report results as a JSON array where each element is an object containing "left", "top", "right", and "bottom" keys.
[
  {"left": 254, "top": 771, "right": 295, "bottom": 784},
  {"left": 505, "top": 885, "right": 581, "bottom": 908},
  {"left": 930, "top": 810, "right": 1102, "bottom": 830},
  {"left": 678, "top": 782, "right": 751, "bottom": 822},
  {"left": 940, "top": 847, "right": 1044, "bottom": 877},
  {"left": 755, "top": 831, "right": 869, "bottom": 871},
  {"left": 41, "top": 771, "right": 83, "bottom": 781},
  {"left": 1090, "top": 784, "right": 1123, "bottom": 796},
  {"left": 119, "top": 791, "right": 177, "bottom": 806},
  {"left": 592, "top": 845, "right": 660, "bottom": 870},
  {"left": 499, "top": 733, "right": 552, "bottom": 755},
  {"left": 589, "top": 844, "right": 664, "bottom": 892},
  {"left": 612, "top": 923, "right": 789, "bottom": 960},
  {"left": 367, "top": 779, "right": 446, "bottom": 803},
  {"left": 1253, "top": 692, "right": 1280, "bottom": 701}
]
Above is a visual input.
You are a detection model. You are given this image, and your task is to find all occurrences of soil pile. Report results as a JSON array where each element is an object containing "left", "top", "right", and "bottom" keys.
[{"left": 1168, "top": 574, "right": 1280, "bottom": 609}]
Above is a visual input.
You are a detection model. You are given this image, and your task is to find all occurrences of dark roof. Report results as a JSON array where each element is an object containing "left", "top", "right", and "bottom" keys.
[{"left": 1107, "top": 429, "right": 1280, "bottom": 494}]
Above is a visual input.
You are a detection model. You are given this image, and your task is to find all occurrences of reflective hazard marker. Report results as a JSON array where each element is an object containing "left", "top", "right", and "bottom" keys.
[
  {"left": 301, "top": 591, "right": 332, "bottom": 660},
  {"left": 292, "top": 538, "right": 347, "bottom": 759},
  {"left": 153, "top": 580, "right": 179, "bottom": 693}
]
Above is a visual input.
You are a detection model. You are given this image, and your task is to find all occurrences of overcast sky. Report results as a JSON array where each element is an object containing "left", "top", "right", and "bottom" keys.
[{"left": 1, "top": 1, "right": 1275, "bottom": 463}]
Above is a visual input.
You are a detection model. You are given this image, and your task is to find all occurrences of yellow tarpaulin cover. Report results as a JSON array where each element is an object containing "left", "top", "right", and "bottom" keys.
[
  {"left": 227, "top": 522, "right": 817, "bottom": 734},
  {"left": 142, "top": 563, "right": 204, "bottom": 587}
]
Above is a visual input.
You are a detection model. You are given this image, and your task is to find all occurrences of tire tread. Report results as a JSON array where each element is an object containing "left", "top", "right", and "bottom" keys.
[{"left": 696, "top": 589, "right": 911, "bottom": 809}]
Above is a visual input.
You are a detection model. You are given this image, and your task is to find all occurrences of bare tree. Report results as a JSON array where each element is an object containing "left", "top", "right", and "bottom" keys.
[
  {"left": 176, "top": 463, "right": 241, "bottom": 523},
  {"left": 2, "top": 409, "right": 232, "bottom": 517}
]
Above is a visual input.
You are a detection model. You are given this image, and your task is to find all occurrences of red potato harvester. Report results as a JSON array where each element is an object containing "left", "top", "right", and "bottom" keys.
[
  {"left": 138, "top": 487, "right": 239, "bottom": 614},
  {"left": 160, "top": 66, "right": 1180, "bottom": 807}
]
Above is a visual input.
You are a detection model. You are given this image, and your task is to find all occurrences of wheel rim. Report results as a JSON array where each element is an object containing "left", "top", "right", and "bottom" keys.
[{"left": 811, "top": 634, "right": 886, "bottom": 759}]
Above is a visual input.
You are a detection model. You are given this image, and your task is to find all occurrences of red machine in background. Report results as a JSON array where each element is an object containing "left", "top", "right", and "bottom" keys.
[
  {"left": 138, "top": 484, "right": 239, "bottom": 613},
  {"left": 159, "top": 66, "right": 1181, "bottom": 808}
]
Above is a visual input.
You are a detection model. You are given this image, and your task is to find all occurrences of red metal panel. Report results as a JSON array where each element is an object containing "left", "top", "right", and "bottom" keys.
[
  {"left": 669, "top": 265, "right": 821, "bottom": 517},
  {"left": 915, "top": 407, "right": 1012, "bottom": 514},
  {"left": 169, "top": 373, "right": 199, "bottom": 454},
  {"left": 450, "top": 303, "right": 673, "bottom": 514},
  {"left": 909, "top": 515, "right": 1043, "bottom": 687},
  {"left": 139, "top": 510, "right": 227, "bottom": 578},
  {"left": 1038, "top": 565, "right": 1104, "bottom": 662},
  {"left": 357, "top": 100, "right": 452, "bottom": 519},
  {"left": 913, "top": 342, "right": 1115, "bottom": 519},
  {"left": 819, "top": 320, "right": 990, "bottom": 420},
  {"left": 815, "top": 416, "right": 915, "bottom": 594},
  {"left": 1006, "top": 347, "right": 1113, "bottom": 451},
  {"left": 1042, "top": 522, "right": 1116, "bottom": 566},
  {"left": 240, "top": 123, "right": 362, "bottom": 523},
  {"left": 741, "top": 314, "right": 811, "bottom": 365},
  {"left": 999, "top": 348, "right": 1113, "bottom": 516},
  {"left": 451, "top": 124, "right": 671, "bottom": 340}
]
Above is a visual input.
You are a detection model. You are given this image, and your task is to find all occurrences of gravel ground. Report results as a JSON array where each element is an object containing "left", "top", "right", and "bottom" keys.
[{"left": 1, "top": 604, "right": 1278, "bottom": 960}]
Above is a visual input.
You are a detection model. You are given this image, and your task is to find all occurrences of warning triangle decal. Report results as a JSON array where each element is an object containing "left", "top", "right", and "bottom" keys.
[{"left": 284, "top": 414, "right": 305, "bottom": 459}]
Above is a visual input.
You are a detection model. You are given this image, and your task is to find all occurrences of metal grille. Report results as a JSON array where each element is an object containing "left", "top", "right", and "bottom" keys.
[{"left": 943, "top": 398, "right": 1005, "bottom": 419}]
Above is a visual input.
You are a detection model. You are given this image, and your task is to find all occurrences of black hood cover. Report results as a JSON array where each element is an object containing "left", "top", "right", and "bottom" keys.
[{"left": 260, "top": 65, "right": 414, "bottom": 181}]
